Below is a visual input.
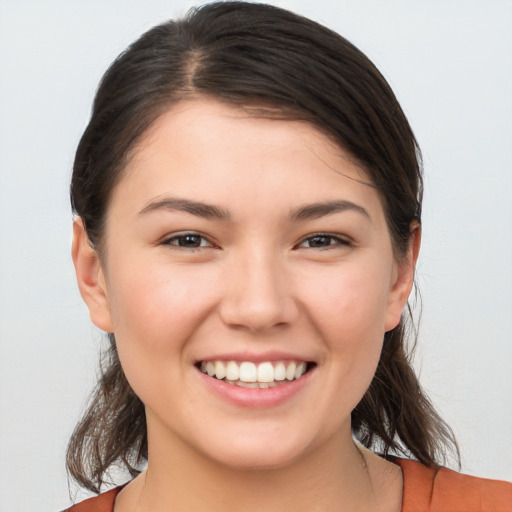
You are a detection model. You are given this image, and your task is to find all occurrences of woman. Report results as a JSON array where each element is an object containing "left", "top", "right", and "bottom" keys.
[{"left": 64, "top": 2, "right": 511, "bottom": 511}]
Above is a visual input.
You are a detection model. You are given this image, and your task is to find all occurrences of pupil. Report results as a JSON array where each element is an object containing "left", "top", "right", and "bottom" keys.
[
  {"left": 180, "top": 235, "right": 200, "bottom": 247},
  {"left": 310, "top": 236, "right": 329, "bottom": 247}
]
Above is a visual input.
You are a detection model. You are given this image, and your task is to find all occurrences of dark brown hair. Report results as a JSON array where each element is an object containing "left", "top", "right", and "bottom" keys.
[{"left": 68, "top": 1, "right": 458, "bottom": 493}]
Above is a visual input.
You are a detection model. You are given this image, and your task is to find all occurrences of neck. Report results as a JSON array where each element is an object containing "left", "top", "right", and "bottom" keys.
[{"left": 119, "top": 427, "right": 393, "bottom": 512}]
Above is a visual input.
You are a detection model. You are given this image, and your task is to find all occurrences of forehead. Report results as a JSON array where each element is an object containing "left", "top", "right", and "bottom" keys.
[{"left": 112, "top": 98, "right": 384, "bottom": 222}]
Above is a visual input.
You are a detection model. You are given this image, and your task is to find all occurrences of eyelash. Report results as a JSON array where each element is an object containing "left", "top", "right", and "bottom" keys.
[
  {"left": 296, "top": 233, "right": 351, "bottom": 250},
  {"left": 162, "top": 232, "right": 351, "bottom": 251},
  {"left": 162, "top": 232, "right": 215, "bottom": 250}
]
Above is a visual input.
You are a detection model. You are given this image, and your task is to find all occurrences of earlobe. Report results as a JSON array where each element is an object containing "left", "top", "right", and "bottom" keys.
[
  {"left": 72, "top": 218, "right": 114, "bottom": 333},
  {"left": 384, "top": 224, "right": 421, "bottom": 332}
]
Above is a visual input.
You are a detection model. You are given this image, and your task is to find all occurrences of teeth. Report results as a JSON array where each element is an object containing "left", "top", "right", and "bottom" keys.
[
  {"left": 225, "top": 361, "right": 239, "bottom": 381},
  {"left": 214, "top": 361, "right": 226, "bottom": 380},
  {"left": 286, "top": 361, "right": 296, "bottom": 381},
  {"left": 295, "top": 362, "right": 307, "bottom": 379},
  {"left": 236, "top": 381, "right": 258, "bottom": 388},
  {"left": 199, "top": 359, "right": 309, "bottom": 385},
  {"left": 257, "top": 362, "right": 274, "bottom": 383},
  {"left": 274, "top": 362, "right": 286, "bottom": 381},
  {"left": 206, "top": 361, "right": 216, "bottom": 377},
  {"left": 239, "top": 362, "right": 257, "bottom": 382}
]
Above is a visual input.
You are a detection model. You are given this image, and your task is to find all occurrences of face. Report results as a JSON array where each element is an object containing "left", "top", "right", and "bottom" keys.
[{"left": 74, "top": 98, "right": 416, "bottom": 471}]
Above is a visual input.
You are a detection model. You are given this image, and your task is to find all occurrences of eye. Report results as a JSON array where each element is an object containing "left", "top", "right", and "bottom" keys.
[
  {"left": 163, "top": 232, "right": 213, "bottom": 249},
  {"left": 297, "top": 233, "right": 351, "bottom": 249}
]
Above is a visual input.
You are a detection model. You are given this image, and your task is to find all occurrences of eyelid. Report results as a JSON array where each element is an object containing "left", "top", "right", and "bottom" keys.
[
  {"left": 295, "top": 232, "right": 353, "bottom": 249},
  {"left": 161, "top": 231, "right": 217, "bottom": 249},
  {"left": 159, "top": 231, "right": 352, "bottom": 251}
]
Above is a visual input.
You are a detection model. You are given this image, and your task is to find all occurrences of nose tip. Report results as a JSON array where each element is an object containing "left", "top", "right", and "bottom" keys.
[
  {"left": 221, "top": 295, "right": 293, "bottom": 333},
  {"left": 218, "top": 258, "right": 298, "bottom": 333}
]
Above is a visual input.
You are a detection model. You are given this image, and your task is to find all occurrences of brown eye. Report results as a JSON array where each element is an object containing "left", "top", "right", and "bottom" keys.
[
  {"left": 164, "top": 233, "right": 212, "bottom": 249},
  {"left": 299, "top": 234, "right": 350, "bottom": 249}
]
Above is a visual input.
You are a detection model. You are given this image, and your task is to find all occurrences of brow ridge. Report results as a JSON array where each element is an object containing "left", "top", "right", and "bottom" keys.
[
  {"left": 139, "top": 197, "right": 370, "bottom": 223},
  {"left": 139, "top": 197, "right": 230, "bottom": 220},
  {"left": 289, "top": 200, "right": 371, "bottom": 222}
]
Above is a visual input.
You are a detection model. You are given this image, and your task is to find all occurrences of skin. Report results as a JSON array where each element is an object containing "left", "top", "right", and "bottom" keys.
[{"left": 73, "top": 98, "right": 419, "bottom": 511}]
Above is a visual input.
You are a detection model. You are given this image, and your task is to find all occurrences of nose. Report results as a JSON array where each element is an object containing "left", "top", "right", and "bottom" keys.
[{"left": 219, "top": 249, "right": 299, "bottom": 333}]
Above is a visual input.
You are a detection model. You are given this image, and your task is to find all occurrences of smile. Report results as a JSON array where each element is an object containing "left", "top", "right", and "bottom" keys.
[{"left": 198, "top": 360, "right": 312, "bottom": 388}]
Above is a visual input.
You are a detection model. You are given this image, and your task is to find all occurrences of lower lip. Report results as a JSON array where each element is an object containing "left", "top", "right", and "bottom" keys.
[{"left": 197, "top": 367, "right": 314, "bottom": 408}]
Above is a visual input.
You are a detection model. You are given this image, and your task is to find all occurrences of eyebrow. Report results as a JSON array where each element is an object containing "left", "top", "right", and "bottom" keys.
[
  {"left": 139, "top": 198, "right": 231, "bottom": 220},
  {"left": 139, "top": 197, "right": 370, "bottom": 223},
  {"left": 289, "top": 200, "right": 371, "bottom": 222}
]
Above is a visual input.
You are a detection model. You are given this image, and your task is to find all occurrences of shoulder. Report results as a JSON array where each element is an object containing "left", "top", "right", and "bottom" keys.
[
  {"left": 61, "top": 486, "right": 123, "bottom": 512},
  {"left": 395, "top": 458, "right": 512, "bottom": 512}
]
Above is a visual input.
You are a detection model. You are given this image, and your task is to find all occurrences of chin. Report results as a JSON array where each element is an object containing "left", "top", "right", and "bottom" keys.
[
  {"left": 192, "top": 426, "right": 317, "bottom": 472},
  {"left": 209, "top": 445, "right": 304, "bottom": 472}
]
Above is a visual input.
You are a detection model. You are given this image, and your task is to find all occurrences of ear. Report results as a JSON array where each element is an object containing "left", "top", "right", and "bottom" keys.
[
  {"left": 384, "top": 223, "right": 421, "bottom": 332},
  {"left": 72, "top": 217, "right": 114, "bottom": 332}
]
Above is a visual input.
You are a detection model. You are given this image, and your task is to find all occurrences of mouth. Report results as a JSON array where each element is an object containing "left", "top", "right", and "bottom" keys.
[{"left": 196, "top": 359, "right": 316, "bottom": 389}]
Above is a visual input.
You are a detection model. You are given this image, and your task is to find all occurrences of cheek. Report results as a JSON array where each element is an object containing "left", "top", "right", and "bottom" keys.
[
  {"left": 302, "top": 260, "right": 392, "bottom": 393},
  {"left": 105, "top": 266, "right": 223, "bottom": 423},
  {"left": 302, "top": 260, "right": 393, "bottom": 341},
  {"left": 104, "top": 261, "right": 220, "bottom": 393},
  {"left": 108, "top": 261, "right": 214, "bottom": 339},
  {"left": 291, "top": 263, "right": 391, "bottom": 436}
]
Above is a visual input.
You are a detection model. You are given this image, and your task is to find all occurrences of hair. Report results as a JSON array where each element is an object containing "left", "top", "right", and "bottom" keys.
[{"left": 68, "top": 1, "right": 459, "bottom": 493}]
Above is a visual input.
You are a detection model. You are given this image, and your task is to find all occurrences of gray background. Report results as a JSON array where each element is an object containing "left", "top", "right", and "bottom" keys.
[{"left": 0, "top": 1, "right": 511, "bottom": 510}]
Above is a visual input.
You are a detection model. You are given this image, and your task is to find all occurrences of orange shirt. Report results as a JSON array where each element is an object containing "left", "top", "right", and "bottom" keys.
[
  {"left": 397, "top": 459, "right": 512, "bottom": 511},
  {"left": 63, "top": 458, "right": 512, "bottom": 512}
]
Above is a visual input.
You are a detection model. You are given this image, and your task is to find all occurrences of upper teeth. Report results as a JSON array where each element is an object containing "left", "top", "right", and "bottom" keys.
[{"left": 200, "top": 360, "right": 308, "bottom": 383}]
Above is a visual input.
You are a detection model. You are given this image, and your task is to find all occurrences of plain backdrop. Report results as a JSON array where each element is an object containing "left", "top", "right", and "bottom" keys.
[{"left": 0, "top": 1, "right": 511, "bottom": 510}]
